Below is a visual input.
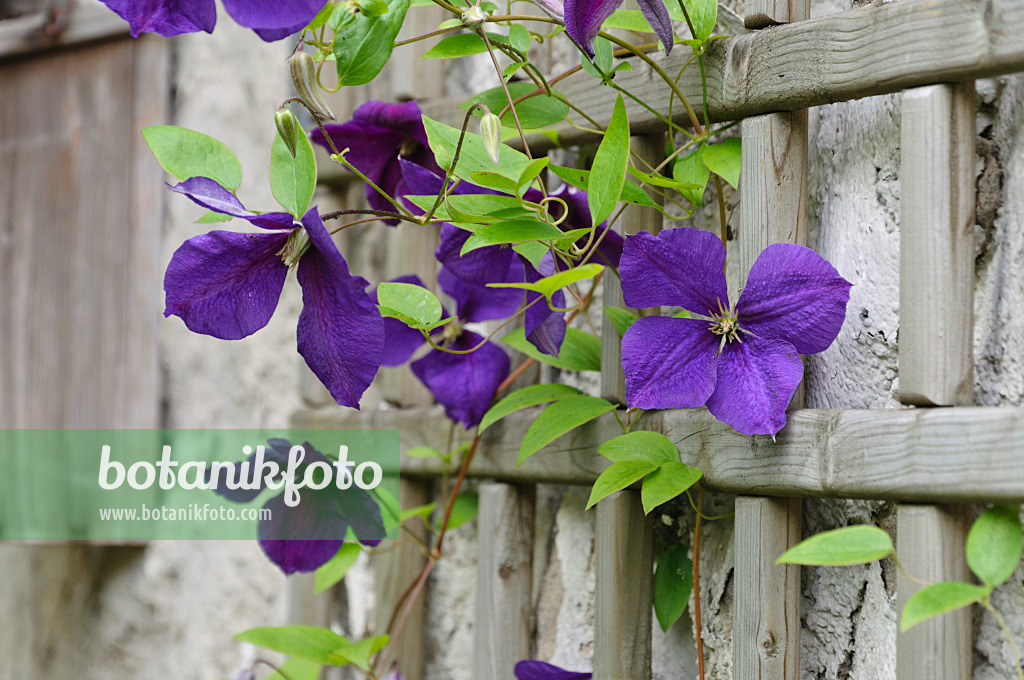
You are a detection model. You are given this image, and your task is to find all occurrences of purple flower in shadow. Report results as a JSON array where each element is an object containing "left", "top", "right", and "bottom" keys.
[
  {"left": 209, "top": 439, "right": 384, "bottom": 574},
  {"left": 514, "top": 660, "right": 592, "bottom": 680},
  {"left": 620, "top": 227, "right": 852, "bottom": 436},
  {"left": 536, "top": 0, "right": 674, "bottom": 58},
  {"left": 163, "top": 176, "right": 384, "bottom": 408},
  {"left": 379, "top": 269, "right": 520, "bottom": 428},
  {"left": 99, "top": 0, "right": 325, "bottom": 41},
  {"left": 311, "top": 101, "right": 442, "bottom": 225}
]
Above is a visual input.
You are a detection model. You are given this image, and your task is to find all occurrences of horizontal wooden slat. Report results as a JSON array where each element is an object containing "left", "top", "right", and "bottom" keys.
[
  {"left": 293, "top": 405, "right": 1024, "bottom": 503},
  {"left": 0, "top": 2, "right": 128, "bottom": 60}
]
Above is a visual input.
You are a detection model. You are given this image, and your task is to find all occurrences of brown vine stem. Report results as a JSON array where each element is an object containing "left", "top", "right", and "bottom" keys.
[{"left": 694, "top": 491, "right": 706, "bottom": 680}]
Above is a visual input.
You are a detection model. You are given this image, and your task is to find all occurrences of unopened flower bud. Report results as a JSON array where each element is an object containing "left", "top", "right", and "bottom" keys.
[
  {"left": 479, "top": 107, "right": 502, "bottom": 166},
  {"left": 275, "top": 108, "right": 301, "bottom": 158},
  {"left": 289, "top": 50, "right": 336, "bottom": 121},
  {"left": 461, "top": 5, "right": 487, "bottom": 28}
]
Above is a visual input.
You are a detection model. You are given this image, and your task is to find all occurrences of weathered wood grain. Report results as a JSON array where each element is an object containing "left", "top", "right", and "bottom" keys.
[
  {"left": 896, "top": 505, "right": 972, "bottom": 680},
  {"left": 899, "top": 83, "right": 976, "bottom": 406},
  {"left": 473, "top": 482, "right": 534, "bottom": 680},
  {"left": 744, "top": 0, "right": 810, "bottom": 29},
  {"left": 0, "top": 1, "right": 127, "bottom": 60},
  {"left": 293, "top": 405, "right": 1024, "bottom": 502},
  {"left": 594, "top": 490, "right": 654, "bottom": 680}
]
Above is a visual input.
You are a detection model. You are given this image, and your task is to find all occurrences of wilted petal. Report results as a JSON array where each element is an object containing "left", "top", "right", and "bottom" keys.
[
  {"left": 737, "top": 243, "right": 853, "bottom": 355},
  {"left": 622, "top": 316, "right": 720, "bottom": 409},
  {"left": 220, "top": 0, "right": 324, "bottom": 32},
  {"left": 99, "top": 0, "right": 215, "bottom": 38},
  {"left": 296, "top": 209, "right": 384, "bottom": 408},
  {"left": 372, "top": 275, "right": 429, "bottom": 366},
  {"left": 164, "top": 230, "right": 288, "bottom": 340},
  {"left": 523, "top": 256, "right": 566, "bottom": 356},
  {"left": 564, "top": 0, "right": 624, "bottom": 58},
  {"left": 439, "top": 264, "right": 524, "bottom": 324},
  {"left": 620, "top": 227, "right": 728, "bottom": 315},
  {"left": 411, "top": 331, "right": 510, "bottom": 428},
  {"left": 705, "top": 335, "right": 804, "bottom": 437},
  {"left": 514, "top": 660, "right": 592, "bottom": 680},
  {"left": 169, "top": 177, "right": 296, "bottom": 229},
  {"left": 258, "top": 492, "right": 346, "bottom": 574},
  {"left": 637, "top": 0, "right": 675, "bottom": 54}
]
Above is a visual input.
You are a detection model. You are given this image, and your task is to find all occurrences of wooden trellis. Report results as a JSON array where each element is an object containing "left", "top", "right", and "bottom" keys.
[{"left": 298, "top": 0, "right": 1024, "bottom": 678}]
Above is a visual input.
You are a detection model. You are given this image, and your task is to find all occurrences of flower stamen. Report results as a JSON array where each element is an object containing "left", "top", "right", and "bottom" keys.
[
  {"left": 708, "top": 299, "right": 742, "bottom": 352},
  {"left": 278, "top": 227, "right": 311, "bottom": 270}
]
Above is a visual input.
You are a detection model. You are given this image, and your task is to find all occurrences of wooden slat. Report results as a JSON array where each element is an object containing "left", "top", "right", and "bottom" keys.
[
  {"left": 896, "top": 505, "right": 972, "bottom": 680},
  {"left": 0, "top": 1, "right": 128, "bottom": 60},
  {"left": 473, "top": 482, "right": 534, "bottom": 680},
  {"left": 744, "top": 0, "right": 810, "bottom": 29},
  {"left": 594, "top": 491, "right": 654, "bottom": 680},
  {"left": 899, "top": 83, "right": 976, "bottom": 406}
]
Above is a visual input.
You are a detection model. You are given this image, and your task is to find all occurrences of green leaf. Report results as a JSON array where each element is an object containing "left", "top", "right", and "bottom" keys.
[
  {"left": 265, "top": 658, "right": 322, "bottom": 680},
  {"left": 480, "top": 383, "right": 583, "bottom": 433},
  {"left": 581, "top": 36, "right": 614, "bottom": 76},
  {"left": 400, "top": 502, "right": 437, "bottom": 522},
  {"left": 462, "top": 220, "right": 567, "bottom": 253},
  {"left": 422, "top": 115, "right": 533, "bottom": 184},
  {"left": 900, "top": 582, "right": 990, "bottom": 632},
  {"left": 586, "top": 460, "right": 659, "bottom": 508},
  {"left": 518, "top": 157, "right": 550, "bottom": 189},
  {"left": 520, "top": 396, "right": 616, "bottom": 465},
  {"left": 776, "top": 526, "right": 894, "bottom": 566},
  {"left": 501, "top": 327, "right": 601, "bottom": 372},
  {"left": 550, "top": 165, "right": 658, "bottom": 210},
  {"left": 405, "top": 445, "right": 444, "bottom": 459},
  {"left": 489, "top": 263, "right": 604, "bottom": 302},
  {"left": 966, "top": 504, "right": 1023, "bottom": 587},
  {"left": 672, "top": 144, "right": 711, "bottom": 207},
  {"left": 332, "top": 0, "right": 410, "bottom": 87},
  {"left": 654, "top": 545, "right": 693, "bottom": 632},
  {"left": 463, "top": 82, "right": 569, "bottom": 130},
  {"left": 588, "top": 95, "right": 630, "bottom": 225},
  {"left": 470, "top": 170, "right": 522, "bottom": 195},
  {"left": 443, "top": 492, "right": 479, "bottom": 530},
  {"left": 376, "top": 282, "right": 443, "bottom": 327},
  {"left": 357, "top": 0, "right": 389, "bottom": 18},
  {"left": 599, "top": 430, "right": 679, "bottom": 465},
  {"left": 509, "top": 23, "right": 532, "bottom": 53},
  {"left": 641, "top": 462, "right": 702, "bottom": 514},
  {"left": 604, "top": 306, "right": 638, "bottom": 335},
  {"left": 513, "top": 241, "right": 549, "bottom": 268},
  {"left": 701, "top": 138, "right": 741, "bottom": 189},
  {"left": 328, "top": 635, "right": 389, "bottom": 669},
  {"left": 422, "top": 31, "right": 510, "bottom": 58},
  {"left": 270, "top": 130, "right": 316, "bottom": 217},
  {"left": 142, "top": 126, "right": 242, "bottom": 191},
  {"left": 234, "top": 626, "right": 348, "bottom": 665},
  {"left": 604, "top": 9, "right": 658, "bottom": 33},
  {"left": 314, "top": 543, "right": 362, "bottom": 594},
  {"left": 195, "top": 210, "right": 233, "bottom": 224},
  {"left": 682, "top": 0, "right": 717, "bottom": 43}
]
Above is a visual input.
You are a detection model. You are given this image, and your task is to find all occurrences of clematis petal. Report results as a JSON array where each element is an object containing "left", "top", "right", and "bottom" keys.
[
  {"left": 564, "top": 0, "right": 624, "bottom": 58},
  {"left": 372, "top": 275, "right": 429, "bottom": 366},
  {"left": 169, "top": 177, "right": 296, "bottom": 229},
  {"left": 208, "top": 438, "right": 295, "bottom": 503},
  {"left": 296, "top": 208, "right": 384, "bottom": 408},
  {"left": 164, "top": 230, "right": 288, "bottom": 340},
  {"left": 736, "top": 243, "right": 853, "bottom": 354},
  {"left": 436, "top": 224, "right": 516, "bottom": 284},
  {"left": 98, "top": 0, "right": 216, "bottom": 37},
  {"left": 514, "top": 660, "right": 592, "bottom": 680},
  {"left": 328, "top": 484, "right": 387, "bottom": 544},
  {"left": 533, "top": 0, "right": 564, "bottom": 19},
  {"left": 637, "top": 0, "right": 675, "bottom": 54},
  {"left": 620, "top": 227, "right": 728, "bottom": 315},
  {"left": 220, "top": 0, "right": 324, "bottom": 31},
  {"left": 523, "top": 256, "right": 566, "bottom": 356},
  {"left": 622, "top": 316, "right": 720, "bottom": 409},
  {"left": 439, "top": 265, "right": 524, "bottom": 324},
  {"left": 705, "top": 334, "right": 804, "bottom": 437},
  {"left": 411, "top": 331, "right": 510, "bottom": 428},
  {"left": 258, "top": 492, "right": 346, "bottom": 574}
]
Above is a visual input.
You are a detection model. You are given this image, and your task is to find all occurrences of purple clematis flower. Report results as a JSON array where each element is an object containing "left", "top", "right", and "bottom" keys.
[
  {"left": 311, "top": 101, "right": 442, "bottom": 225},
  {"left": 620, "top": 227, "right": 852, "bottom": 436},
  {"left": 540, "top": 0, "right": 673, "bottom": 58},
  {"left": 210, "top": 439, "right": 384, "bottom": 574},
  {"left": 514, "top": 660, "right": 592, "bottom": 680},
  {"left": 163, "top": 176, "right": 384, "bottom": 408},
  {"left": 98, "top": 0, "right": 325, "bottom": 41},
  {"left": 380, "top": 269, "right": 519, "bottom": 428}
]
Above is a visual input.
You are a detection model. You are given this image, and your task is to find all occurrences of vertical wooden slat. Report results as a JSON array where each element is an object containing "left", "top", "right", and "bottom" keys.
[
  {"left": 734, "top": 0, "right": 808, "bottom": 672},
  {"left": 594, "top": 134, "right": 662, "bottom": 680},
  {"left": 896, "top": 81, "right": 975, "bottom": 680},
  {"left": 473, "top": 482, "right": 534, "bottom": 680}
]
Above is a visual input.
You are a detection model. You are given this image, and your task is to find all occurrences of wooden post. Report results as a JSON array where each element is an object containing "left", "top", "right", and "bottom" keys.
[
  {"left": 473, "top": 482, "right": 535, "bottom": 680},
  {"left": 594, "top": 134, "right": 662, "bottom": 680},
  {"left": 734, "top": 3, "right": 809, "bottom": 676},
  {"left": 896, "top": 81, "right": 975, "bottom": 680}
]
